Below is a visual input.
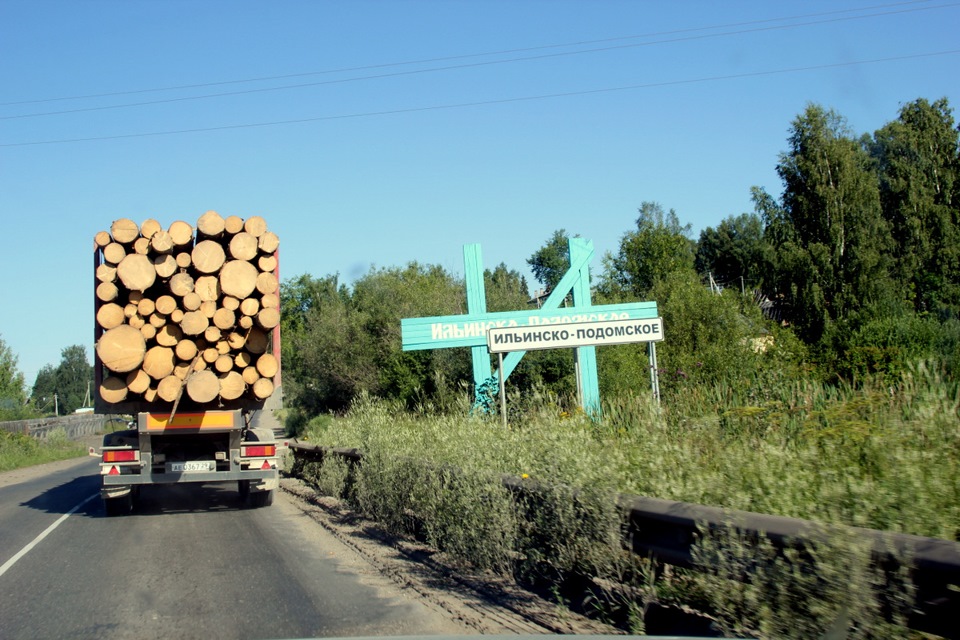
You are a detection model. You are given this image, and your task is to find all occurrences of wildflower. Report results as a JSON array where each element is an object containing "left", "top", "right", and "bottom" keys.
[{"left": 521, "top": 473, "right": 529, "bottom": 479}]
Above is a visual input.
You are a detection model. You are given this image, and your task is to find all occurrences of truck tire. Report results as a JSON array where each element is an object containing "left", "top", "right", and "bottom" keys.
[
  {"left": 238, "top": 480, "right": 250, "bottom": 504},
  {"left": 103, "top": 494, "right": 132, "bottom": 516},
  {"left": 247, "top": 490, "right": 274, "bottom": 508}
]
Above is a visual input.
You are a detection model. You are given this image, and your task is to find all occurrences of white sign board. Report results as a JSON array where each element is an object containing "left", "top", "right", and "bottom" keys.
[{"left": 487, "top": 317, "right": 664, "bottom": 354}]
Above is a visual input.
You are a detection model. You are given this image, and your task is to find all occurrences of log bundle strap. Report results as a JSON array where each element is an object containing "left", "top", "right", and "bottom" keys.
[{"left": 94, "top": 212, "right": 279, "bottom": 406}]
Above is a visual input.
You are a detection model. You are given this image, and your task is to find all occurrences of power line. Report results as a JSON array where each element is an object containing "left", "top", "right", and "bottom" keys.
[
  {"left": 4, "top": 49, "right": 956, "bottom": 148},
  {"left": 1, "top": 0, "right": 955, "bottom": 119}
]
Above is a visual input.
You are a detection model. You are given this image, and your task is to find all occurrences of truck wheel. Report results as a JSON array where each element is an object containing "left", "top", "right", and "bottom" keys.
[
  {"left": 238, "top": 480, "right": 250, "bottom": 504},
  {"left": 104, "top": 494, "right": 132, "bottom": 516},
  {"left": 248, "top": 490, "right": 274, "bottom": 508}
]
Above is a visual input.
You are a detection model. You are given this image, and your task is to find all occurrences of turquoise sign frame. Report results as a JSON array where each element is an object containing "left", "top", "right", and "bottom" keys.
[{"left": 400, "top": 238, "right": 658, "bottom": 413}]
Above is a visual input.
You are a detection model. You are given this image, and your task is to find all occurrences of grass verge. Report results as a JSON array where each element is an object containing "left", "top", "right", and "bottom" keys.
[{"left": 0, "top": 428, "right": 87, "bottom": 473}]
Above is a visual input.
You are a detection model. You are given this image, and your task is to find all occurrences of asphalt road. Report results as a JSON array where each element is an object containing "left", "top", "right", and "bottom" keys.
[{"left": 0, "top": 456, "right": 468, "bottom": 639}]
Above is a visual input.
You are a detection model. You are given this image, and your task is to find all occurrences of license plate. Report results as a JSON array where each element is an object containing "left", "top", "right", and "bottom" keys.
[{"left": 168, "top": 461, "right": 215, "bottom": 473}]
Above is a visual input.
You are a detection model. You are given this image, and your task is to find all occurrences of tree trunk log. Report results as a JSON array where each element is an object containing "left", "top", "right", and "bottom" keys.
[
  {"left": 219, "top": 260, "right": 258, "bottom": 298},
  {"left": 192, "top": 240, "right": 226, "bottom": 274},
  {"left": 111, "top": 218, "right": 139, "bottom": 244},
  {"left": 97, "top": 325, "right": 146, "bottom": 373},
  {"left": 117, "top": 254, "right": 157, "bottom": 292}
]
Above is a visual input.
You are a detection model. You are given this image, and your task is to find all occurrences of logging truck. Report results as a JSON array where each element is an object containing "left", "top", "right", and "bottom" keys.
[{"left": 93, "top": 212, "right": 282, "bottom": 515}]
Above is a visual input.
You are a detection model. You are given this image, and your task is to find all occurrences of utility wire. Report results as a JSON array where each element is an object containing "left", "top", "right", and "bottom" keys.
[
  {"left": 1, "top": 0, "right": 955, "bottom": 119},
  {"left": 3, "top": 49, "right": 957, "bottom": 148}
]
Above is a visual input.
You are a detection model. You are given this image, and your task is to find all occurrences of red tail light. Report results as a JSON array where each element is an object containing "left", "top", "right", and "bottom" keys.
[
  {"left": 103, "top": 450, "right": 137, "bottom": 463},
  {"left": 242, "top": 445, "right": 276, "bottom": 457},
  {"left": 108, "top": 466, "right": 120, "bottom": 476},
  {"left": 261, "top": 460, "right": 272, "bottom": 470}
]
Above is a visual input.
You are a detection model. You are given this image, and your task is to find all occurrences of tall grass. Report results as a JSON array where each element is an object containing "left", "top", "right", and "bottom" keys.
[
  {"left": 296, "top": 364, "right": 958, "bottom": 635},
  {"left": 0, "top": 428, "right": 86, "bottom": 472}
]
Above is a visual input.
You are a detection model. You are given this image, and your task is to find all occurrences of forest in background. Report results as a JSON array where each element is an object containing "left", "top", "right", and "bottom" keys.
[{"left": 279, "top": 97, "right": 960, "bottom": 424}]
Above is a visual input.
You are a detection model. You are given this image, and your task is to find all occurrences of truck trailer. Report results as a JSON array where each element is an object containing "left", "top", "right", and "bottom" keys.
[{"left": 93, "top": 212, "right": 282, "bottom": 515}]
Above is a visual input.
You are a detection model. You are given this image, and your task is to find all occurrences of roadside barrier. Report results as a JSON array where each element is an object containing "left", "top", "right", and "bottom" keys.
[
  {"left": 0, "top": 413, "right": 107, "bottom": 439},
  {"left": 290, "top": 441, "right": 960, "bottom": 638}
]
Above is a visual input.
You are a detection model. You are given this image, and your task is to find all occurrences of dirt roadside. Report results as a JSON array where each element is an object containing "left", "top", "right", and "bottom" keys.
[{"left": 279, "top": 475, "right": 622, "bottom": 636}]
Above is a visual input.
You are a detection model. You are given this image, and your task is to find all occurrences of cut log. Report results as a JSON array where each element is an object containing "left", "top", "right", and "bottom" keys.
[
  {"left": 182, "top": 292, "right": 202, "bottom": 311},
  {"left": 126, "top": 369, "right": 151, "bottom": 394},
  {"left": 110, "top": 218, "right": 139, "bottom": 244},
  {"left": 258, "top": 254, "right": 278, "bottom": 273},
  {"left": 100, "top": 376, "right": 129, "bottom": 403},
  {"left": 204, "top": 326, "right": 222, "bottom": 343},
  {"left": 226, "top": 331, "right": 245, "bottom": 350},
  {"left": 168, "top": 220, "right": 193, "bottom": 247},
  {"left": 170, "top": 309, "right": 184, "bottom": 323},
  {"left": 256, "top": 271, "right": 278, "bottom": 295},
  {"left": 216, "top": 340, "right": 231, "bottom": 355},
  {"left": 256, "top": 307, "right": 280, "bottom": 330},
  {"left": 103, "top": 242, "right": 126, "bottom": 265},
  {"left": 213, "top": 307, "right": 235, "bottom": 330},
  {"left": 245, "top": 328, "right": 269, "bottom": 354},
  {"left": 242, "top": 366, "right": 260, "bottom": 385},
  {"left": 239, "top": 297, "right": 259, "bottom": 317},
  {"left": 94, "top": 230, "right": 112, "bottom": 248},
  {"left": 173, "top": 362, "right": 193, "bottom": 380},
  {"left": 150, "top": 230, "right": 174, "bottom": 254},
  {"left": 140, "top": 218, "right": 162, "bottom": 239},
  {"left": 219, "top": 371, "right": 245, "bottom": 400},
  {"left": 143, "top": 346, "right": 175, "bottom": 380},
  {"left": 222, "top": 296, "right": 240, "bottom": 311},
  {"left": 256, "top": 353, "right": 279, "bottom": 378},
  {"left": 180, "top": 310, "right": 209, "bottom": 336},
  {"left": 175, "top": 339, "right": 198, "bottom": 361},
  {"left": 124, "top": 303, "right": 138, "bottom": 319},
  {"left": 186, "top": 369, "right": 219, "bottom": 403},
  {"left": 96, "top": 263, "right": 117, "bottom": 284},
  {"left": 149, "top": 313, "right": 167, "bottom": 328},
  {"left": 197, "top": 210, "right": 225, "bottom": 238},
  {"left": 234, "top": 351, "right": 253, "bottom": 369},
  {"left": 175, "top": 252, "right": 192, "bottom": 268},
  {"left": 169, "top": 272, "right": 195, "bottom": 297},
  {"left": 155, "top": 295, "right": 178, "bottom": 315},
  {"left": 155, "top": 324, "right": 183, "bottom": 347},
  {"left": 243, "top": 215, "right": 267, "bottom": 238},
  {"left": 258, "top": 231, "right": 279, "bottom": 254},
  {"left": 140, "top": 324, "right": 157, "bottom": 341},
  {"left": 96, "top": 303, "right": 125, "bottom": 330},
  {"left": 116, "top": 254, "right": 156, "bottom": 292},
  {"left": 228, "top": 232, "right": 258, "bottom": 261},
  {"left": 154, "top": 254, "right": 177, "bottom": 278},
  {"left": 195, "top": 275, "right": 220, "bottom": 301},
  {"left": 128, "top": 314, "right": 146, "bottom": 329},
  {"left": 200, "top": 300, "right": 217, "bottom": 318},
  {"left": 143, "top": 387, "right": 158, "bottom": 402},
  {"left": 98, "top": 325, "right": 146, "bottom": 373},
  {"left": 238, "top": 316, "right": 254, "bottom": 330},
  {"left": 252, "top": 377, "right": 274, "bottom": 400},
  {"left": 224, "top": 215, "right": 244, "bottom": 234},
  {"left": 133, "top": 237, "right": 151, "bottom": 255},
  {"left": 96, "top": 282, "right": 119, "bottom": 303},
  {"left": 214, "top": 354, "right": 233, "bottom": 373},
  {"left": 157, "top": 375, "right": 183, "bottom": 402},
  {"left": 192, "top": 239, "right": 226, "bottom": 274},
  {"left": 137, "top": 298, "right": 155, "bottom": 316},
  {"left": 260, "top": 293, "right": 279, "bottom": 310},
  {"left": 219, "top": 260, "right": 258, "bottom": 298},
  {"left": 202, "top": 347, "right": 219, "bottom": 364}
]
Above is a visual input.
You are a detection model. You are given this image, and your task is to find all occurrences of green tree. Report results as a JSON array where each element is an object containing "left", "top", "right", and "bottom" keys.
[
  {"left": 0, "top": 336, "right": 28, "bottom": 419},
  {"left": 484, "top": 263, "right": 530, "bottom": 312},
  {"left": 600, "top": 202, "right": 695, "bottom": 299},
  {"left": 695, "top": 212, "right": 769, "bottom": 291},
  {"left": 872, "top": 97, "right": 960, "bottom": 312},
  {"left": 29, "top": 346, "right": 92, "bottom": 415},
  {"left": 768, "top": 104, "right": 893, "bottom": 344},
  {"left": 527, "top": 229, "right": 573, "bottom": 292}
]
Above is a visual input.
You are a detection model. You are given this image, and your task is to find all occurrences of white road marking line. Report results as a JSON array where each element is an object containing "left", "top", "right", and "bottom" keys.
[{"left": 0, "top": 493, "right": 98, "bottom": 578}]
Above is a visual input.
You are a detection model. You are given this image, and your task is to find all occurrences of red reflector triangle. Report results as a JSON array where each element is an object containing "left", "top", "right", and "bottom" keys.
[
  {"left": 261, "top": 460, "right": 271, "bottom": 470},
  {"left": 108, "top": 466, "right": 120, "bottom": 476}
]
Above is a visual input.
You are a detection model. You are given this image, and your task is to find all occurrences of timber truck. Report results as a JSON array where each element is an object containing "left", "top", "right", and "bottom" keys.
[{"left": 93, "top": 212, "right": 281, "bottom": 515}]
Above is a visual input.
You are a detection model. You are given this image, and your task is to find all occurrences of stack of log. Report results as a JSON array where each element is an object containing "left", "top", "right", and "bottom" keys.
[{"left": 94, "top": 212, "right": 280, "bottom": 406}]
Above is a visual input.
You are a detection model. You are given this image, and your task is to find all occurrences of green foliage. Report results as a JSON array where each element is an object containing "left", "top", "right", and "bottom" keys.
[
  {"left": 0, "top": 428, "right": 85, "bottom": 472},
  {"left": 29, "top": 345, "right": 92, "bottom": 415},
  {"left": 872, "top": 97, "right": 960, "bottom": 313},
  {"left": 600, "top": 202, "right": 695, "bottom": 299},
  {"left": 769, "top": 104, "right": 894, "bottom": 345},
  {"left": 527, "top": 229, "right": 574, "bottom": 291},
  {"left": 0, "top": 335, "right": 31, "bottom": 421},
  {"left": 695, "top": 212, "right": 768, "bottom": 290}
]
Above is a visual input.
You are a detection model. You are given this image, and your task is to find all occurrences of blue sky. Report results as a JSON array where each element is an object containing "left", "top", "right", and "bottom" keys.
[{"left": 1, "top": 0, "right": 958, "bottom": 387}]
